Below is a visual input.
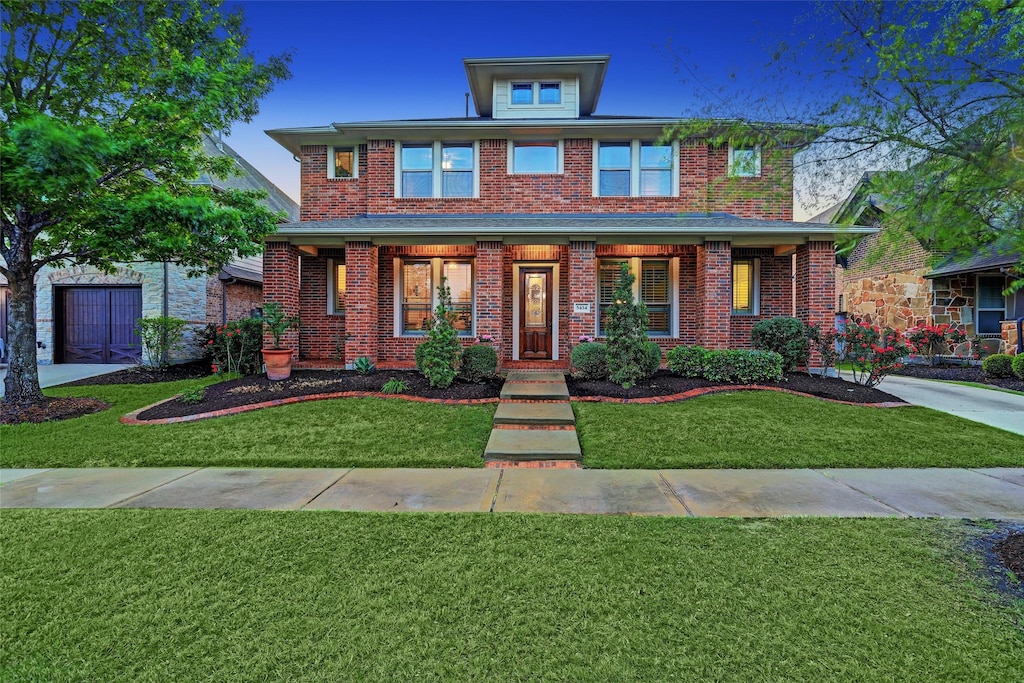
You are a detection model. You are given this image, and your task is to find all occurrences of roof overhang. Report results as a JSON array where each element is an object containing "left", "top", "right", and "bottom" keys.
[{"left": 463, "top": 55, "right": 610, "bottom": 116}]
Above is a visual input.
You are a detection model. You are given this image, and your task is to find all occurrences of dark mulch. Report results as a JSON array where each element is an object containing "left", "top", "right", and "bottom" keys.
[
  {"left": 893, "top": 363, "right": 1024, "bottom": 393},
  {"left": 137, "top": 370, "right": 502, "bottom": 421},
  {"left": 566, "top": 370, "right": 903, "bottom": 404},
  {"left": 995, "top": 533, "right": 1024, "bottom": 581},
  {"left": 56, "top": 360, "right": 212, "bottom": 387},
  {"left": 0, "top": 396, "right": 110, "bottom": 425}
]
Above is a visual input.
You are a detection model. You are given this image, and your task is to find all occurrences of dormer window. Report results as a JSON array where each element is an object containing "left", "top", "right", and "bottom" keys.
[{"left": 509, "top": 81, "right": 562, "bottom": 107}]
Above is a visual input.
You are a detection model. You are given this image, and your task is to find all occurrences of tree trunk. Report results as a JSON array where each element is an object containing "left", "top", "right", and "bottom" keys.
[{"left": 2, "top": 263, "right": 44, "bottom": 406}]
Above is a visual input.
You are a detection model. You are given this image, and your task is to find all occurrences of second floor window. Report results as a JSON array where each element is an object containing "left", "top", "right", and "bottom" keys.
[
  {"left": 398, "top": 142, "right": 477, "bottom": 198},
  {"left": 510, "top": 81, "right": 561, "bottom": 106},
  {"left": 728, "top": 144, "right": 762, "bottom": 177},
  {"left": 328, "top": 146, "right": 357, "bottom": 179},
  {"left": 511, "top": 141, "right": 560, "bottom": 174},
  {"left": 596, "top": 140, "right": 676, "bottom": 197}
]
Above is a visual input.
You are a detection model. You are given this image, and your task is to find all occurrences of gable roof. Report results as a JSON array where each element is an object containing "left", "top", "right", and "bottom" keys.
[
  {"left": 196, "top": 134, "right": 299, "bottom": 222},
  {"left": 926, "top": 240, "right": 1021, "bottom": 278}
]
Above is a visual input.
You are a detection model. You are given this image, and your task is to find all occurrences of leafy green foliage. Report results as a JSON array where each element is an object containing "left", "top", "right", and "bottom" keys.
[
  {"left": 642, "top": 341, "right": 662, "bottom": 377},
  {"left": 199, "top": 318, "right": 263, "bottom": 375},
  {"left": 570, "top": 342, "right": 609, "bottom": 381},
  {"left": 416, "top": 277, "right": 461, "bottom": 388},
  {"left": 805, "top": 324, "right": 842, "bottom": 378},
  {"left": 135, "top": 316, "right": 189, "bottom": 369},
  {"left": 604, "top": 264, "right": 652, "bottom": 388},
  {"left": 666, "top": 346, "right": 710, "bottom": 378},
  {"left": 353, "top": 357, "right": 376, "bottom": 376},
  {"left": 701, "top": 350, "right": 784, "bottom": 384},
  {"left": 1012, "top": 354, "right": 1024, "bottom": 380},
  {"left": 260, "top": 302, "right": 300, "bottom": 350},
  {"left": 982, "top": 354, "right": 1015, "bottom": 379},
  {"left": 179, "top": 386, "right": 207, "bottom": 406},
  {"left": 0, "top": 0, "right": 291, "bottom": 404},
  {"left": 751, "top": 317, "right": 809, "bottom": 372},
  {"left": 459, "top": 345, "right": 497, "bottom": 383},
  {"left": 380, "top": 378, "right": 409, "bottom": 395}
]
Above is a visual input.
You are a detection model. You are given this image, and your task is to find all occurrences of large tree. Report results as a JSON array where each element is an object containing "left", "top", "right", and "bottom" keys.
[
  {"left": 666, "top": 0, "right": 1023, "bottom": 283},
  {"left": 1, "top": 0, "right": 291, "bottom": 404}
]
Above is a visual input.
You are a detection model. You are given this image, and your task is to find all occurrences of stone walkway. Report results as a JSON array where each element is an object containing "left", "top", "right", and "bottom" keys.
[
  {"left": 483, "top": 371, "right": 582, "bottom": 466},
  {"left": 2, "top": 467, "right": 1022, "bottom": 518}
]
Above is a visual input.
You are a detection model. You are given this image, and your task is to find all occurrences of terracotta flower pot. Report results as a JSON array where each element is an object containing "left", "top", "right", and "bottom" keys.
[{"left": 262, "top": 348, "right": 294, "bottom": 381}]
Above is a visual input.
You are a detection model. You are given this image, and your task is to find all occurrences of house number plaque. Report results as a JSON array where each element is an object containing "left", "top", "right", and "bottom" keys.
[{"left": 573, "top": 302, "right": 592, "bottom": 314}]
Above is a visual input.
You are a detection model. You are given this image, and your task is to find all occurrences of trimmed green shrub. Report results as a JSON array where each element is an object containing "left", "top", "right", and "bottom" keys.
[
  {"left": 459, "top": 344, "right": 498, "bottom": 382},
  {"left": 642, "top": 341, "right": 662, "bottom": 378},
  {"left": 136, "top": 316, "right": 189, "bottom": 368},
  {"left": 415, "top": 277, "right": 461, "bottom": 388},
  {"left": 751, "top": 316, "right": 809, "bottom": 372},
  {"left": 571, "top": 342, "right": 608, "bottom": 380},
  {"left": 982, "top": 353, "right": 1015, "bottom": 378},
  {"left": 604, "top": 263, "right": 651, "bottom": 388},
  {"left": 666, "top": 345, "right": 709, "bottom": 378},
  {"left": 702, "top": 349, "right": 784, "bottom": 384},
  {"left": 1012, "top": 354, "right": 1024, "bottom": 380}
]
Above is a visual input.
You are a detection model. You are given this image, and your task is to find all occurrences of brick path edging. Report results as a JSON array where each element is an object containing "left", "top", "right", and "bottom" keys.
[{"left": 121, "top": 384, "right": 910, "bottom": 426}]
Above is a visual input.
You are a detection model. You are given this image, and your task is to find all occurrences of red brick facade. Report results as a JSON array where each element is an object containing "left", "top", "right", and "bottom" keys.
[{"left": 205, "top": 279, "right": 262, "bottom": 325}]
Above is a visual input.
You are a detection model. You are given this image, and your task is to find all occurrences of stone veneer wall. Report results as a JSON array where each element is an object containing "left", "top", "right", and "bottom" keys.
[
  {"left": 35, "top": 262, "right": 209, "bottom": 364},
  {"left": 928, "top": 275, "right": 975, "bottom": 336},
  {"left": 1001, "top": 320, "right": 1020, "bottom": 356},
  {"left": 842, "top": 268, "right": 934, "bottom": 331}
]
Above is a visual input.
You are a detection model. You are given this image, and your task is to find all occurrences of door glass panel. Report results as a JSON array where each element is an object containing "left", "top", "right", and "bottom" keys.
[{"left": 525, "top": 273, "right": 546, "bottom": 328}]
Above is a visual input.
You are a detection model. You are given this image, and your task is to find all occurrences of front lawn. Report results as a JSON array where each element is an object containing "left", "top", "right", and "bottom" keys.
[
  {"left": 575, "top": 391, "right": 1024, "bottom": 469},
  {"left": 2, "top": 511, "right": 1020, "bottom": 681},
  {"left": 0, "top": 381, "right": 495, "bottom": 468}
]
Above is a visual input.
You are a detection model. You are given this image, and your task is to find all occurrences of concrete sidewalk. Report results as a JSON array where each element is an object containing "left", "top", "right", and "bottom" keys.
[
  {"left": 2, "top": 467, "right": 1022, "bottom": 518},
  {"left": 0, "top": 364, "right": 126, "bottom": 396}
]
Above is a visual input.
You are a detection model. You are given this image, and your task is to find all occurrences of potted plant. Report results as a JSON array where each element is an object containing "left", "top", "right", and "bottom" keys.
[{"left": 261, "top": 302, "right": 301, "bottom": 380}]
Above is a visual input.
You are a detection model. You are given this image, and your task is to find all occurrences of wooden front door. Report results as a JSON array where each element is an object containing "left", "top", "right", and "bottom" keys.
[
  {"left": 60, "top": 287, "right": 142, "bottom": 363},
  {"left": 519, "top": 268, "right": 553, "bottom": 360}
]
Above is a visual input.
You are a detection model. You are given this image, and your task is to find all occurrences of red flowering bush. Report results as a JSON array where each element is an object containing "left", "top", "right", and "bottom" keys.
[
  {"left": 197, "top": 318, "right": 264, "bottom": 376},
  {"left": 843, "top": 321, "right": 913, "bottom": 387},
  {"left": 904, "top": 324, "right": 970, "bottom": 364}
]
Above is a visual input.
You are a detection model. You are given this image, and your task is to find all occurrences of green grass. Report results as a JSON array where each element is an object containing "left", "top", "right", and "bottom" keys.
[
  {"left": 0, "top": 380, "right": 495, "bottom": 468},
  {"left": 575, "top": 391, "right": 1024, "bottom": 469},
  {"left": 1, "top": 511, "right": 1020, "bottom": 681}
]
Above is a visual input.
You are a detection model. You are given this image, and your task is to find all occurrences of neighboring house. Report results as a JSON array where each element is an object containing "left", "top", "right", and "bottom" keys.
[
  {"left": 265, "top": 55, "right": 868, "bottom": 370},
  {"left": 0, "top": 134, "right": 299, "bottom": 365},
  {"left": 823, "top": 173, "right": 1022, "bottom": 355}
]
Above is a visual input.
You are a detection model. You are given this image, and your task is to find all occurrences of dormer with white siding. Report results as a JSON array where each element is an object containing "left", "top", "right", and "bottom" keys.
[{"left": 463, "top": 55, "right": 609, "bottom": 119}]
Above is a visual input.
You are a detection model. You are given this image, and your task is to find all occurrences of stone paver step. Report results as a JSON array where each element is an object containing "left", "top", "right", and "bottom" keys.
[
  {"left": 484, "top": 428, "right": 582, "bottom": 460},
  {"left": 500, "top": 382, "right": 570, "bottom": 401},
  {"left": 504, "top": 371, "right": 567, "bottom": 383},
  {"left": 493, "top": 401, "right": 576, "bottom": 426}
]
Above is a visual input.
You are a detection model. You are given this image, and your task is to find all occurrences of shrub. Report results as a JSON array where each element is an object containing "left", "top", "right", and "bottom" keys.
[
  {"left": 701, "top": 349, "right": 783, "bottom": 384},
  {"left": 571, "top": 342, "right": 608, "bottom": 380},
  {"left": 805, "top": 323, "right": 841, "bottom": 377},
  {"left": 198, "top": 318, "right": 263, "bottom": 376},
  {"left": 666, "top": 345, "right": 709, "bottom": 378},
  {"left": 353, "top": 356, "right": 376, "bottom": 375},
  {"left": 136, "top": 316, "right": 189, "bottom": 368},
  {"left": 641, "top": 341, "right": 662, "bottom": 378},
  {"left": 842, "top": 321, "right": 913, "bottom": 387},
  {"left": 1013, "top": 354, "right": 1024, "bottom": 380},
  {"left": 261, "top": 302, "right": 300, "bottom": 349},
  {"left": 905, "top": 324, "right": 969, "bottom": 364},
  {"left": 380, "top": 378, "right": 408, "bottom": 395},
  {"left": 179, "top": 386, "right": 206, "bottom": 405},
  {"left": 415, "top": 277, "right": 461, "bottom": 388},
  {"left": 604, "top": 263, "right": 651, "bottom": 388},
  {"left": 751, "top": 317, "right": 809, "bottom": 372},
  {"left": 982, "top": 353, "right": 1015, "bottom": 378},
  {"left": 459, "top": 344, "right": 498, "bottom": 382}
]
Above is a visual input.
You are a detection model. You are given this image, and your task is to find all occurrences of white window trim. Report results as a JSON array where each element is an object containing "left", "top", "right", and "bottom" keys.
[
  {"left": 592, "top": 140, "right": 680, "bottom": 197},
  {"left": 327, "top": 145, "right": 359, "bottom": 180},
  {"left": 508, "top": 80, "right": 565, "bottom": 108},
  {"left": 596, "top": 257, "right": 679, "bottom": 338},
  {"left": 507, "top": 139, "right": 564, "bottom": 175},
  {"left": 393, "top": 257, "right": 475, "bottom": 337},
  {"left": 327, "top": 259, "right": 345, "bottom": 315},
  {"left": 512, "top": 261, "right": 560, "bottom": 361},
  {"left": 394, "top": 141, "right": 480, "bottom": 198},
  {"left": 731, "top": 257, "right": 761, "bottom": 316},
  {"left": 727, "top": 143, "right": 762, "bottom": 178},
  {"left": 976, "top": 274, "right": 1007, "bottom": 336}
]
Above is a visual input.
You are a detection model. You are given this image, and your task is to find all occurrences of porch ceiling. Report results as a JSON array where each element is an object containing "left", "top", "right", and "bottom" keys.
[{"left": 266, "top": 213, "right": 875, "bottom": 247}]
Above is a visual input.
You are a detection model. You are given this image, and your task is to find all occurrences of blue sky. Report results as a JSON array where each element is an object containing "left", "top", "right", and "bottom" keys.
[{"left": 224, "top": 0, "right": 835, "bottom": 218}]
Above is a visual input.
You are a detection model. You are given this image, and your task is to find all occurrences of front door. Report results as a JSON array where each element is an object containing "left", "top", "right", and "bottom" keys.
[{"left": 519, "top": 268, "right": 553, "bottom": 360}]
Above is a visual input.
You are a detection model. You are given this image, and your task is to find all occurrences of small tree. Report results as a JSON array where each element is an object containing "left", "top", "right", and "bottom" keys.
[
  {"left": 135, "top": 316, "right": 189, "bottom": 369},
  {"left": 416, "top": 277, "right": 461, "bottom": 388},
  {"left": 605, "top": 264, "right": 651, "bottom": 388}
]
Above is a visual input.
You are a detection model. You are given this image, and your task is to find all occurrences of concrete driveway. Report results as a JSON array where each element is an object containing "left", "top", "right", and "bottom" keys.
[
  {"left": 874, "top": 374, "right": 1024, "bottom": 436},
  {"left": 0, "top": 364, "right": 127, "bottom": 397}
]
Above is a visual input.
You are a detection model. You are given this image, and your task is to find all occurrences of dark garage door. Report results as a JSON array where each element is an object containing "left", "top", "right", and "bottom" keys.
[{"left": 60, "top": 287, "right": 142, "bottom": 363}]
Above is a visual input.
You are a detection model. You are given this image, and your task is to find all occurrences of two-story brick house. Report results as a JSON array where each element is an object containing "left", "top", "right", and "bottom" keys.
[{"left": 265, "top": 55, "right": 868, "bottom": 370}]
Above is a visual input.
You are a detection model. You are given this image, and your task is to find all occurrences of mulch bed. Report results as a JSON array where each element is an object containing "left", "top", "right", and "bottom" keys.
[
  {"left": 566, "top": 370, "right": 902, "bottom": 404},
  {"left": 56, "top": 360, "right": 212, "bottom": 387},
  {"left": 0, "top": 396, "right": 110, "bottom": 425},
  {"left": 892, "top": 363, "right": 1024, "bottom": 393},
  {"left": 994, "top": 533, "right": 1024, "bottom": 581},
  {"left": 136, "top": 370, "right": 502, "bottom": 421}
]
